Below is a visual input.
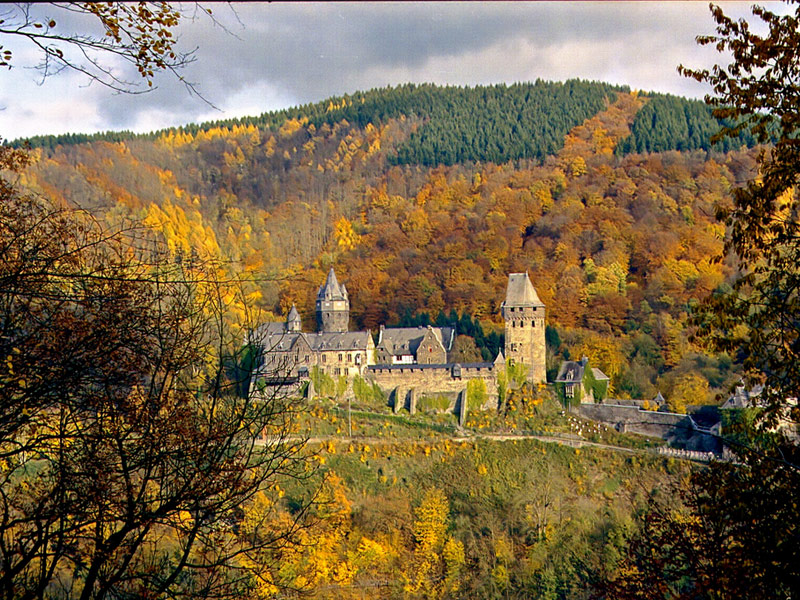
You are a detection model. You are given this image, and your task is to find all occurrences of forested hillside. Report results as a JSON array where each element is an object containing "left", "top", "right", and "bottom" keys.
[{"left": 14, "top": 83, "right": 758, "bottom": 408}]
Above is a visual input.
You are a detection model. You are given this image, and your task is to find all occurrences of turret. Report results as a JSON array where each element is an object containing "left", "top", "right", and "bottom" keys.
[
  {"left": 316, "top": 268, "right": 350, "bottom": 333},
  {"left": 287, "top": 304, "right": 301, "bottom": 333},
  {"left": 501, "top": 272, "right": 546, "bottom": 383}
]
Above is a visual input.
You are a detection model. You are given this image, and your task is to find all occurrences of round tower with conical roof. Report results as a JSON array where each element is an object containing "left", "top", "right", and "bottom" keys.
[
  {"left": 316, "top": 268, "right": 350, "bottom": 333},
  {"left": 501, "top": 272, "right": 546, "bottom": 383}
]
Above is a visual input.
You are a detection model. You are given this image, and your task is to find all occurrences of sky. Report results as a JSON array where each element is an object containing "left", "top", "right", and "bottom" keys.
[{"left": 0, "top": 2, "right": 785, "bottom": 142}]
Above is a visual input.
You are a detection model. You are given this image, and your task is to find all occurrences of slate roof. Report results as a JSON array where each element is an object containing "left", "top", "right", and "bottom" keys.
[
  {"left": 318, "top": 268, "right": 348, "bottom": 300},
  {"left": 555, "top": 360, "right": 585, "bottom": 383},
  {"left": 252, "top": 322, "right": 373, "bottom": 357},
  {"left": 722, "top": 384, "right": 764, "bottom": 410},
  {"left": 502, "top": 272, "right": 544, "bottom": 307},
  {"left": 287, "top": 304, "right": 300, "bottom": 321},
  {"left": 591, "top": 367, "right": 610, "bottom": 381},
  {"left": 252, "top": 321, "right": 288, "bottom": 339},
  {"left": 307, "top": 331, "right": 371, "bottom": 351},
  {"left": 378, "top": 326, "right": 454, "bottom": 356}
]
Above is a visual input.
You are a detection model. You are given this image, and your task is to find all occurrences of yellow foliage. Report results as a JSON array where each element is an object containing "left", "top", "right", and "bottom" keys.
[
  {"left": 334, "top": 216, "right": 360, "bottom": 251},
  {"left": 413, "top": 488, "right": 449, "bottom": 556},
  {"left": 158, "top": 129, "right": 194, "bottom": 148},
  {"left": 492, "top": 563, "right": 510, "bottom": 591},
  {"left": 353, "top": 536, "right": 389, "bottom": 569},
  {"left": 265, "top": 136, "right": 276, "bottom": 157},
  {"left": 669, "top": 373, "right": 709, "bottom": 413},
  {"left": 573, "top": 333, "right": 624, "bottom": 382},
  {"left": 278, "top": 118, "right": 305, "bottom": 139},
  {"left": 568, "top": 156, "right": 587, "bottom": 178},
  {"left": 442, "top": 536, "right": 466, "bottom": 593},
  {"left": 664, "top": 258, "right": 700, "bottom": 285}
]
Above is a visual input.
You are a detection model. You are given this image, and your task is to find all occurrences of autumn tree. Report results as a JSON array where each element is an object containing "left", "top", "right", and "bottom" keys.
[
  {"left": 0, "top": 149, "right": 307, "bottom": 598},
  {"left": 597, "top": 443, "right": 800, "bottom": 600},
  {"left": 600, "top": 5, "right": 800, "bottom": 599},
  {"left": 404, "top": 488, "right": 464, "bottom": 599},
  {"left": 681, "top": 1, "right": 800, "bottom": 428}
]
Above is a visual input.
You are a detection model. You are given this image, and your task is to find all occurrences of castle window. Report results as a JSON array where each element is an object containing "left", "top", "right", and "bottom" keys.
[
  {"left": 338, "top": 353, "right": 343, "bottom": 362},
  {"left": 347, "top": 353, "right": 352, "bottom": 362},
  {"left": 532, "top": 321, "right": 535, "bottom": 327},
  {"left": 511, "top": 321, "right": 515, "bottom": 328},
  {"left": 322, "top": 355, "right": 326, "bottom": 363}
]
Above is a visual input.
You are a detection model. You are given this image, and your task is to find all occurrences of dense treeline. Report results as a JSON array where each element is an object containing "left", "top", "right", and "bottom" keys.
[
  {"left": 14, "top": 82, "right": 759, "bottom": 166},
  {"left": 16, "top": 81, "right": 622, "bottom": 166},
  {"left": 9, "top": 129, "right": 139, "bottom": 150},
  {"left": 385, "top": 81, "right": 622, "bottom": 165},
  {"left": 617, "top": 93, "right": 762, "bottom": 154}
]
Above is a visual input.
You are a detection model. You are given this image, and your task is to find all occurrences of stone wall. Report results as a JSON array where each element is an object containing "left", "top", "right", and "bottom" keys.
[
  {"left": 366, "top": 363, "right": 499, "bottom": 415},
  {"left": 578, "top": 403, "right": 687, "bottom": 436},
  {"left": 578, "top": 403, "right": 720, "bottom": 451},
  {"left": 367, "top": 363, "right": 497, "bottom": 394}
]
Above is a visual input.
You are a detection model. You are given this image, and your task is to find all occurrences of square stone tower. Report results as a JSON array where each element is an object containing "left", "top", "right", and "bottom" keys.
[{"left": 501, "top": 272, "right": 546, "bottom": 383}]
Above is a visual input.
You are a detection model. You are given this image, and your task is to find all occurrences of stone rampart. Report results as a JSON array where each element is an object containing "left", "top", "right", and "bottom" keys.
[
  {"left": 366, "top": 363, "right": 498, "bottom": 396},
  {"left": 578, "top": 403, "right": 720, "bottom": 451},
  {"left": 578, "top": 404, "right": 690, "bottom": 439}
]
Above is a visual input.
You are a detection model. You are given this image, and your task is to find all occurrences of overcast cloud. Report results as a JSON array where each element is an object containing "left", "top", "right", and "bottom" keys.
[{"left": 0, "top": 2, "right": 785, "bottom": 141}]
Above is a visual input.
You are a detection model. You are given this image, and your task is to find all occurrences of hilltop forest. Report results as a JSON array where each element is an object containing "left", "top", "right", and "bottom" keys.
[{"left": 15, "top": 80, "right": 757, "bottom": 407}]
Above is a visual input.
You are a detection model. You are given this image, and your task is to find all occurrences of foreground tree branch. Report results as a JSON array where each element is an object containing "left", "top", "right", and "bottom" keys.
[{"left": 0, "top": 2, "right": 211, "bottom": 96}]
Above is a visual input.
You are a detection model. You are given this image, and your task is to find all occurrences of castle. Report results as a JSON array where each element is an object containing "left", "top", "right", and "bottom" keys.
[{"left": 253, "top": 269, "right": 546, "bottom": 404}]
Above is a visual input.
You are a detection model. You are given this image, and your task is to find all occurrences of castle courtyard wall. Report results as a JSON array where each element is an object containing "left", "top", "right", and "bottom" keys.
[{"left": 366, "top": 363, "right": 498, "bottom": 411}]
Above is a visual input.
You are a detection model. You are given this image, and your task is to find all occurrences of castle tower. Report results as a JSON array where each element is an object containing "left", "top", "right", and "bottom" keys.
[
  {"left": 316, "top": 268, "right": 349, "bottom": 333},
  {"left": 286, "top": 304, "right": 302, "bottom": 333},
  {"left": 501, "top": 272, "right": 546, "bottom": 383}
]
